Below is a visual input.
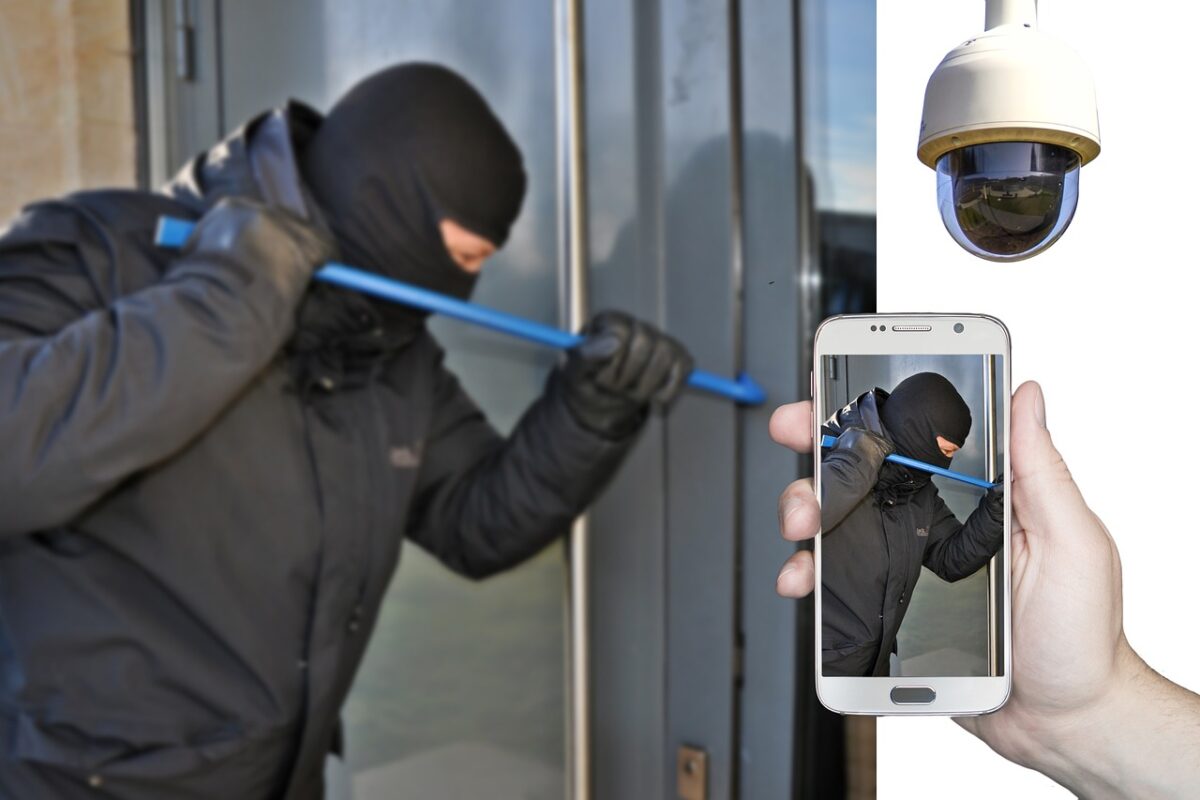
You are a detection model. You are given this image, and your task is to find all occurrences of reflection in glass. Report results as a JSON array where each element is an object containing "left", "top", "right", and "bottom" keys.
[
  {"left": 937, "top": 142, "right": 1080, "bottom": 262},
  {"left": 803, "top": 0, "right": 877, "bottom": 319}
]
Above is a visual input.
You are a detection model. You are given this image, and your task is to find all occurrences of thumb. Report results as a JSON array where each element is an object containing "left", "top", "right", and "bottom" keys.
[
  {"left": 579, "top": 330, "right": 623, "bottom": 361},
  {"left": 1010, "top": 381, "right": 1094, "bottom": 548}
]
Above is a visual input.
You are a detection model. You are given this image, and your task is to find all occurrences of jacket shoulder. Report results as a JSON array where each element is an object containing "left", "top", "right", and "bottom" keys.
[
  {"left": 1, "top": 189, "right": 195, "bottom": 261},
  {"left": 0, "top": 190, "right": 197, "bottom": 333},
  {"left": 57, "top": 189, "right": 197, "bottom": 242}
]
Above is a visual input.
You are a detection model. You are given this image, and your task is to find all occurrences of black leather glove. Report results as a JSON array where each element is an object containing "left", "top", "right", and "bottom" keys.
[
  {"left": 180, "top": 197, "right": 336, "bottom": 294},
  {"left": 832, "top": 427, "right": 894, "bottom": 475},
  {"left": 556, "top": 310, "right": 693, "bottom": 439},
  {"left": 982, "top": 472, "right": 1005, "bottom": 521}
]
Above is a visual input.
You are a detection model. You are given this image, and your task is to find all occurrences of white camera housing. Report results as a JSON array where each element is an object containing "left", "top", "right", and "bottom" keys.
[
  {"left": 918, "top": 0, "right": 1101, "bottom": 261},
  {"left": 919, "top": 0, "right": 1100, "bottom": 168}
]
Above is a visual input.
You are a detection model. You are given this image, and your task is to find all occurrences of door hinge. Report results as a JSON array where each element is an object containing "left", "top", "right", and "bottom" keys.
[
  {"left": 174, "top": 0, "right": 196, "bottom": 81},
  {"left": 676, "top": 745, "right": 708, "bottom": 800}
]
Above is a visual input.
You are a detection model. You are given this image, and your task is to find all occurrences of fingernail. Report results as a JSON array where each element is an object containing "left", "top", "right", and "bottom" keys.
[
  {"left": 776, "top": 564, "right": 796, "bottom": 583},
  {"left": 1033, "top": 384, "right": 1047, "bottom": 429}
]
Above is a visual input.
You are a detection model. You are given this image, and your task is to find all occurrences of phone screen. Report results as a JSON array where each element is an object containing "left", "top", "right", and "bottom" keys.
[{"left": 818, "top": 353, "right": 1006, "bottom": 680}]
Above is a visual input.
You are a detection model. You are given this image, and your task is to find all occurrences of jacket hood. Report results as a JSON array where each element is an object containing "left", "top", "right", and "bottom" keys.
[
  {"left": 825, "top": 388, "right": 931, "bottom": 505},
  {"left": 162, "top": 100, "right": 324, "bottom": 219},
  {"left": 824, "top": 388, "right": 888, "bottom": 439}
]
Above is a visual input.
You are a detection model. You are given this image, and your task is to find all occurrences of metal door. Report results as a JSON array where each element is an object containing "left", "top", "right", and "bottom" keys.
[
  {"left": 137, "top": 0, "right": 876, "bottom": 796},
  {"left": 583, "top": 0, "right": 874, "bottom": 796}
]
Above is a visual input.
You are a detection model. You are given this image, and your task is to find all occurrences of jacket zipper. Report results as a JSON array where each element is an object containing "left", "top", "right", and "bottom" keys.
[{"left": 354, "top": 371, "right": 388, "bottom": 615}]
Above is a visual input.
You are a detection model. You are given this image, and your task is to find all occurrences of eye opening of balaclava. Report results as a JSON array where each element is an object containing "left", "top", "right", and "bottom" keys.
[
  {"left": 878, "top": 372, "right": 972, "bottom": 471},
  {"left": 300, "top": 62, "right": 527, "bottom": 334}
]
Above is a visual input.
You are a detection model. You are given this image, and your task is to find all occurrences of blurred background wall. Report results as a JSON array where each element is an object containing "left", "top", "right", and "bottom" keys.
[{"left": 0, "top": 0, "right": 136, "bottom": 222}]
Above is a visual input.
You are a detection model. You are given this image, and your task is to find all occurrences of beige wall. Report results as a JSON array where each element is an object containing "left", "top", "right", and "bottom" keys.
[{"left": 0, "top": 0, "right": 136, "bottom": 224}]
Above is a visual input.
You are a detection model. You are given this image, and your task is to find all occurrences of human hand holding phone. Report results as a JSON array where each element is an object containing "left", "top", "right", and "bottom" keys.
[
  {"left": 768, "top": 400, "right": 819, "bottom": 599},
  {"left": 771, "top": 381, "right": 1200, "bottom": 797},
  {"left": 960, "top": 381, "right": 1200, "bottom": 799}
]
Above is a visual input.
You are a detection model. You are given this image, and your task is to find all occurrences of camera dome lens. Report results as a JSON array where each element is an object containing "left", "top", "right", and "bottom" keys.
[{"left": 936, "top": 142, "right": 1081, "bottom": 261}]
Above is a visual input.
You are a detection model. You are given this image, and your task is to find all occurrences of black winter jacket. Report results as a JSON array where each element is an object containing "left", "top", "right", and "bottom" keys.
[
  {"left": 0, "top": 106, "right": 634, "bottom": 798},
  {"left": 820, "top": 390, "right": 1003, "bottom": 677}
]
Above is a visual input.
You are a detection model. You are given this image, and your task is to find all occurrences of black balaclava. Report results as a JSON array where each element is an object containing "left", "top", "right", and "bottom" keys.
[
  {"left": 875, "top": 372, "right": 971, "bottom": 504},
  {"left": 880, "top": 372, "right": 972, "bottom": 469},
  {"left": 301, "top": 63, "right": 527, "bottom": 338}
]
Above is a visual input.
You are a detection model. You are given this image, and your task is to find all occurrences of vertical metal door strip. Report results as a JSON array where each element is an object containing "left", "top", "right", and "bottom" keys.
[
  {"left": 140, "top": 0, "right": 172, "bottom": 188},
  {"left": 555, "top": 0, "right": 591, "bottom": 796},
  {"left": 982, "top": 355, "right": 1001, "bottom": 674},
  {"left": 725, "top": 1, "right": 748, "bottom": 795},
  {"left": 141, "top": 0, "right": 224, "bottom": 186}
]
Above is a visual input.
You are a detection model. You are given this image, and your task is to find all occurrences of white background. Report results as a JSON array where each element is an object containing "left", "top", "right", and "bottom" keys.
[{"left": 877, "top": 1, "right": 1200, "bottom": 797}]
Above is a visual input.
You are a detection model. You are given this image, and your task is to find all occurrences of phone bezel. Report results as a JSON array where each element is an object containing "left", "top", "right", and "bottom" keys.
[{"left": 812, "top": 313, "right": 1012, "bottom": 716}]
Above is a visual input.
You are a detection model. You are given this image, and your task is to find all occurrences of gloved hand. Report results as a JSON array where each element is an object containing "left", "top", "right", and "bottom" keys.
[
  {"left": 831, "top": 426, "right": 894, "bottom": 475},
  {"left": 982, "top": 472, "right": 1005, "bottom": 520},
  {"left": 556, "top": 310, "right": 693, "bottom": 439},
  {"left": 179, "top": 197, "right": 336, "bottom": 295}
]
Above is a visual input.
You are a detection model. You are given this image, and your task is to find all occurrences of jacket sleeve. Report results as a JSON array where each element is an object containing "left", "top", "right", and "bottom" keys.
[
  {"left": 0, "top": 203, "right": 309, "bottom": 537},
  {"left": 819, "top": 424, "right": 885, "bottom": 532},
  {"left": 405, "top": 360, "right": 636, "bottom": 579},
  {"left": 921, "top": 491, "right": 1004, "bottom": 582}
]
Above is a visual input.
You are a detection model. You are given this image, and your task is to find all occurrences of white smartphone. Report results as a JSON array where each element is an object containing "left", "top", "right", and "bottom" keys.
[{"left": 812, "top": 314, "right": 1011, "bottom": 715}]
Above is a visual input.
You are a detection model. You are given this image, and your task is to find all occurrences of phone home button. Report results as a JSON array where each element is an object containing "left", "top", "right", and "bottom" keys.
[{"left": 890, "top": 686, "right": 936, "bottom": 705}]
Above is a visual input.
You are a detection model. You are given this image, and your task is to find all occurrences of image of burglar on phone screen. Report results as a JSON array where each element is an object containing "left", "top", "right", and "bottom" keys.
[{"left": 821, "top": 372, "right": 1004, "bottom": 678}]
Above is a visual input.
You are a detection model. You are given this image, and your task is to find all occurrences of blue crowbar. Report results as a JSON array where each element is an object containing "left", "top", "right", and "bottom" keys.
[
  {"left": 820, "top": 434, "right": 997, "bottom": 490},
  {"left": 155, "top": 216, "right": 766, "bottom": 406}
]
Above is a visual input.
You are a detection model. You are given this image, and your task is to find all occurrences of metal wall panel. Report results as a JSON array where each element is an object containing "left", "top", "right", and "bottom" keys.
[
  {"left": 798, "top": 4, "right": 879, "bottom": 790},
  {"left": 657, "top": 1, "right": 741, "bottom": 797},
  {"left": 584, "top": 0, "right": 671, "bottom": 797},
  {"left": 585, "top": 1, "right": 819, "bottom": 796},
  {"left": 737, "top": 0, "right": 809, "bottom": 795}
]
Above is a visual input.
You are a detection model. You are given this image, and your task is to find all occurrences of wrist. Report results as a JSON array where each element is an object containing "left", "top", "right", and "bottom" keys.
[{"left": 1034, "top": 642, "right": 1180, "bottom": 799}]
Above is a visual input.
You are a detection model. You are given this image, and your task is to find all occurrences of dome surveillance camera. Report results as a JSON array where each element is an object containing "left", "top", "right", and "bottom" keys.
[{"left": 918, "top": 0, "right": 1100, "bottom": 262}]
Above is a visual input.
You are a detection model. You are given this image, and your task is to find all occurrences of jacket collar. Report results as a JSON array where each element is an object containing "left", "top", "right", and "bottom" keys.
[
  {"left": 162, "top": 102, "right": 414, "bottom": 395},
  {"left": 828, "top": 389, "right": 929, "bottom": 505}
]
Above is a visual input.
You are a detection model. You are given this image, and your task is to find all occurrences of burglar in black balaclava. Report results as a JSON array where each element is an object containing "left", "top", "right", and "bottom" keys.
[
  {"left": 301, "top": 63, "right": 524, "bottom": 334},
  {"left": 875, "top": 372, "right": 974, "bottom": 505},
  {"left": 0, "top": 63, "right": 691, "bottom": 799},
  {"left": 819, "top": 372, "right": 1004, "bottom": 678}
]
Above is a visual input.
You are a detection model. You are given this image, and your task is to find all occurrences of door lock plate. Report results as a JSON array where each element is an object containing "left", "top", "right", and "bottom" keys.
[{"left": 676, "top": 745, "right": 708, "bottom": 800}]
